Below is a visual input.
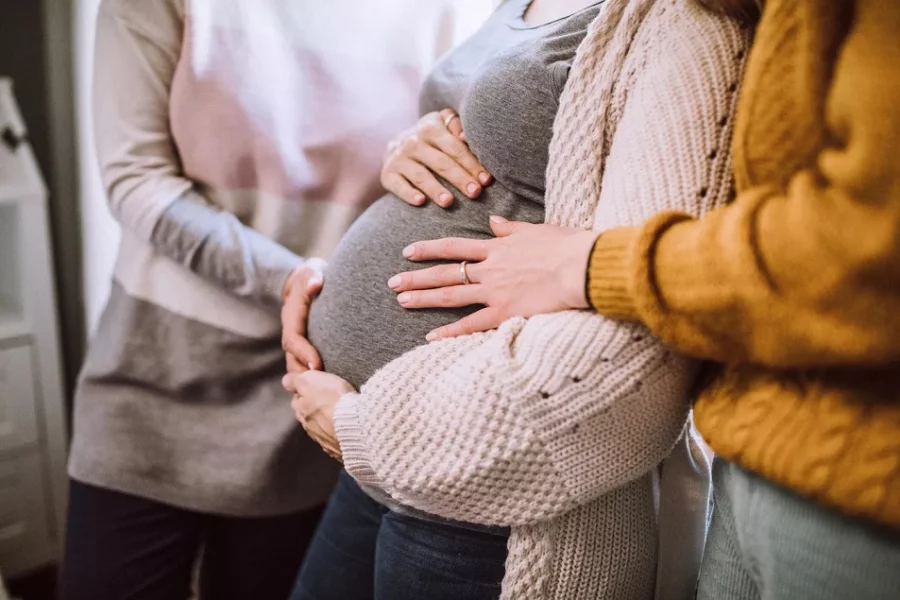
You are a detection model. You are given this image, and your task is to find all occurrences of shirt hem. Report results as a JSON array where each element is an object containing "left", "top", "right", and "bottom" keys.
[{"left": 68, "top": 461, "right": 334, "bottom": 518}]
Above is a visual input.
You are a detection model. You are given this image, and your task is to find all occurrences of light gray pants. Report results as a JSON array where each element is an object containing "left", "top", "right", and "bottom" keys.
[{"left": 696, "top": 459, "right": 900, "bottom": 600}]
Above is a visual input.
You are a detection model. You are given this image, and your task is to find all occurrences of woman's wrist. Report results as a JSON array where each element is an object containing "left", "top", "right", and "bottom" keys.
[
  {"left": 583, "top": 233, "right": 604, "bottom": 309},
  {"left": 562, "top": 229, "right": 602, "bottom": 310}
]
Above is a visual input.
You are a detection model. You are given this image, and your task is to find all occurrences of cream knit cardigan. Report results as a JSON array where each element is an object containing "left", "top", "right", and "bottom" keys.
[{"left": 333, "top": 1, "right": 749, "bottom": 598}]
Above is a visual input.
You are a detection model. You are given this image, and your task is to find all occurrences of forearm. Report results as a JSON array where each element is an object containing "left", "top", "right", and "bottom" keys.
[
  {"left": 151, "top": 195, "right": 304, "bottom": 309},
  {"left": 94, "top": 4, "right": 304, "bottom": 309},
  {"left": 587, "top": 0, "right": 900, "bottom": 368},
  {"left": 588, "top": 180, "right": 900, "bottom": 368},
  {"left": 335, "top": 312, "right": 696, "bottom": 526}
]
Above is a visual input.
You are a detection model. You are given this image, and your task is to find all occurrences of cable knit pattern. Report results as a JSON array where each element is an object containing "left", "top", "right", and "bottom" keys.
[
  {"left": 334, "top": 1, "right": 749, "bottom": 598},
  {"left": 586, "top": 0, "right": 900, "bottom": 528}
]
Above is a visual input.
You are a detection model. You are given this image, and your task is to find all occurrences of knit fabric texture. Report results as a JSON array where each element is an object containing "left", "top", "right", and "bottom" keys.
[
  {"left": 585, "top": 0, "right": 900, "bottom": 528},
  {"left": 334, "top": 0, "right": 749, "bottom": 598}
]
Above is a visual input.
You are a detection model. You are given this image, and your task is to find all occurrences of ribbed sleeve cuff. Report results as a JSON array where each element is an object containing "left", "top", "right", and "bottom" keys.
[
  {"left": 586, "top": 226, "right": 641, "bottom": 320},
  {"left": 333, "top": 393, "right": 380, "bottom": 487}
]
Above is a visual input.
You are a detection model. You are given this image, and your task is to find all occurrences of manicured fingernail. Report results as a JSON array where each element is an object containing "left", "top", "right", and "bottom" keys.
[
  {"left": 460, "top": 131, "right": 467, "bottom": 142},
  {"left": 490, "top": 215, "right": 507, "bottom": 224},
  {"left": 403, "top": 244, "right": 416, "bottom": 258},
  {"left": 426, "top": 331, "right": 440, "bottom": 342},
  {"left": 466, "top": 183, "right": 479, "bottom": 195},
  {"left": 414, "top": 193, "right": 426, "bottom": 205},
  {"left": 398, "top": 293, "right": 411, "bottom": 305},
  {"left": 440, "top": 192, "right": 452, "bottom": 205},
  {"left": 388, "top": 275, "right": 401, "bottom": 289},
  {"left": 308, "top": 362, "right": 316, "bottom": 371},
  {"left": 479, "top": 172, "right": 490, "bottom": 184}
]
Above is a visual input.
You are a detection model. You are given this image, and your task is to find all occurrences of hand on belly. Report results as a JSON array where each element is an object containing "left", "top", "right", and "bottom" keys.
[{"left": 307, "top": 187, "right": 542, "bottom": 390}]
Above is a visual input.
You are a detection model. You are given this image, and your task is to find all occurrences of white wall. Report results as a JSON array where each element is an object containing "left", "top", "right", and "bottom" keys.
[{"left": 75, "top": 0, "right": 118, "bottom": 336}]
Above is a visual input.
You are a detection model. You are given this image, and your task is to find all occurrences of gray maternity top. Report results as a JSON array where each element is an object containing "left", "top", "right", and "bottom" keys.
[
  {"left": 307, "top": 0, "right": 602, "bottom": 528},
  {"left": 309, "top": 0, "right": 602, "bottom": 388}
]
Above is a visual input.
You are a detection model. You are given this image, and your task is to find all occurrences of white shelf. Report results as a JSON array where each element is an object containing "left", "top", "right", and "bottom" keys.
[
  {"left": 0, "top": 79, "right": 46, "bottom": 202},
  {"left": 0, "top": 452, "right": 55, "bottom": 577},
  {"left": 0, "top": 204, "right": 24, "bottom": 341},
  {"left": 0, "top": 188, "right": 43, "bottom": 206},
  {"left": 0, "top": 302, "right": 28, "bottom": 341},
  {"left": 0, "top": 77, "right": 67, "bottom": 578}
]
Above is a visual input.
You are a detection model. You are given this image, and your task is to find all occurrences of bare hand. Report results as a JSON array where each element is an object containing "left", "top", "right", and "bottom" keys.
[
  {"left": 388, "top": 217, "right": 599, "bottom": 340},
  {"left": 281, "top": 258, "right": 326, "bottom": 375},
  {"left": 283, "top": 370, "right": 355, "bottom": 462},
  {"left": 381, "top": 108, "right": 491, "bottom": 208}
]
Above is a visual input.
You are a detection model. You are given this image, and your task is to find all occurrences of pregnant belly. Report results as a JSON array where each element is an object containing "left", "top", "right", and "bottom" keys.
[{"left": 307, "top": 190, "right": 542, "bottom": 390}]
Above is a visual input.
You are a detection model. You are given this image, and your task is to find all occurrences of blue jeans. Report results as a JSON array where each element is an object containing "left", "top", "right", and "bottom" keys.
[{"left": 291, "top": 471, "right": 508, "bottom": 600}]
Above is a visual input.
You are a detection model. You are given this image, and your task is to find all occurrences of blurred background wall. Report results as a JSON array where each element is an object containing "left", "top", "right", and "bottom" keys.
[{"left": 73, "top": 0, "right": 117, "bottom": 342}]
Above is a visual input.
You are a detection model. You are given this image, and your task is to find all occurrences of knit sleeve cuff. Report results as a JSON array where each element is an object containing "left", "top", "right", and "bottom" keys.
[
  {"left": 587, "top": 226, "right": 641, "bottom": 320},
  {"left": 333, "top": 393, "right": 381, "bottom": 487}
]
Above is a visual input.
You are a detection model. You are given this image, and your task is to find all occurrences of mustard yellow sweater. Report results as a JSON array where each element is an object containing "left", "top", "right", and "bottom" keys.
[{"left": 588, "top": 0, "right": 900, "bottom": 528}]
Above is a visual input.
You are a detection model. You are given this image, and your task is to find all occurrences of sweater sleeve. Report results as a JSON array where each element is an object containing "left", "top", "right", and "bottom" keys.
[
  {"left": 588, "top": 0, "right": 900, "bottom": 368},
  {"left": 93, "top": 0, "right": 303, "bottom": 310},
  {"left": 334, "top": 313, "right": 697, "bottom": 527}
]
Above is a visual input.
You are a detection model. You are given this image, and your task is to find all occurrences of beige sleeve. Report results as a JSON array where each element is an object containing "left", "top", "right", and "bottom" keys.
[
  {"left": 334, "top": 312, "right": 696, "bottom": 527},
  {"left": 93, "top": 0, "right": 190, "bottom": 240}
]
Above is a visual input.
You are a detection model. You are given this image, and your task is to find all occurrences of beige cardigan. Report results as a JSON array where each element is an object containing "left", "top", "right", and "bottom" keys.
[{"left": 334, "top": 1, "right": 750, "bottom": 597}]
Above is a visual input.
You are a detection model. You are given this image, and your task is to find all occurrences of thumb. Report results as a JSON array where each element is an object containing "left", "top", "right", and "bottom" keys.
[
  {"left": 292, "top": 371, "right": 310, "bottom": 394},
  {"left": 305, "top": 258, "right": 326, "bottom": 294},
  {"left": 306, "top": 274, "right": 324, "bottom": 296},
  {"left": 489, "top": 216, "right": 528, "bottom": 238}
]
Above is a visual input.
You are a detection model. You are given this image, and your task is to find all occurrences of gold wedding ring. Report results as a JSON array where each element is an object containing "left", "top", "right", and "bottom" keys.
[
  {"left": 444, "top": 112, "right": 460, "bottom": 128},
  {"left": 459, "top": 261, "right": 471, "bottom": 285}
]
